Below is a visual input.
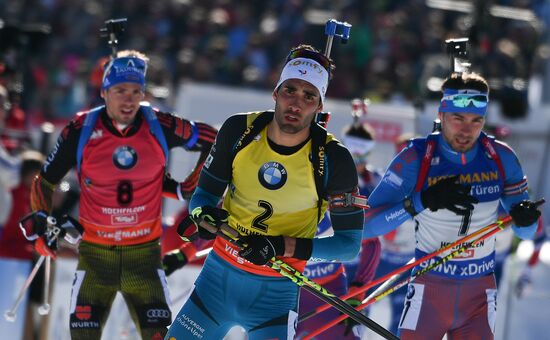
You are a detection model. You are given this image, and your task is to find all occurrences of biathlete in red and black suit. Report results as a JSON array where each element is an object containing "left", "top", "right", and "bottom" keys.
[{"left": 28, "top": 50, "right": 217, "bottom": 340}]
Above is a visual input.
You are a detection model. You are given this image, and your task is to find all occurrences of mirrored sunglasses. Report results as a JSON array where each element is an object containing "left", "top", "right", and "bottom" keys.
[{"left": 442, "top": 94, "right": 488, "bottom": 108}]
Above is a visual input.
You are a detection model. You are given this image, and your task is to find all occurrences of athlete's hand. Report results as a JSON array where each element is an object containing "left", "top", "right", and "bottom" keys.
[
  {"left": 420, "top": 176, "right": 478, "bottom": 214},
  {"left": 510, "top": 200, "right": 541, "bottom": 227},
  {"left": 30, "top": 210, "right": 49, "bottom": 236},
  {"left": 162, "top": 249, "right": 188, "bottom": 276},
  {"left": 341, "top": 297, "right": 361, "bottom": 336},
  {"left": 340, "top": 283, "right": 364, "bottom": 336},
  {"left": 190, "top": 206, "right": 229, "bottom": 240},
  {"left": 27, "top": 211, "right": 58, "bottom": 259},
  {"left": 34, "top": 234, "right": 58, "bottom": 259},
  {"left": 238, "top": 235, "right": 285, "bottom": 265}
]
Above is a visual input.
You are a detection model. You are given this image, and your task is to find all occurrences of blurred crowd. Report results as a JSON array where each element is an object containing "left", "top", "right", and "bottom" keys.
[{"left": 0, "top": 0, "right": 548, "bottom": 127}]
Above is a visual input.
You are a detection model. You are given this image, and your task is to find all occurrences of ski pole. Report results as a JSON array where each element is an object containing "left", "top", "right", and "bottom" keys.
[
  {"left": 298, "top": 215, "right": 512, "bottom": 322},
  {"left": 303, "top": 217, "right": 511, "bottom": 340},
  {"left": 4, "top": 256, "right": 46, "bottom": 322},
  {"left": 298, "top": 257, "right": 412, "bottom": 324},
  {"left": 4, "top": 216, "right": 60, "bottom": 322},
  {"left": 196, "top": 220, "right": 399, "bottom": 340},
  {"left": 37, "top": 256, "right": 52, "bottom": 315},
  {"left": 303, "top": 199, "right": 545, "bottom": 339},
  {"left": 362, "top": 258, "right": 414, "bottom": 303}
]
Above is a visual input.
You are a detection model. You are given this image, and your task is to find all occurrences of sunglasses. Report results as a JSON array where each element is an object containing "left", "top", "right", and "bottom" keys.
[
  {"left": 286, "top": 49, "right": 332, "bottom": 75},
  {"left": 442, "top": 94, "right": 488, "bottom": 108}
]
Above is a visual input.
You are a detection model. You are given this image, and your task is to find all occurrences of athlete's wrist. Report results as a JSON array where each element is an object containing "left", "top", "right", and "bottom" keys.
[
  {"left": 283, "top": 236, "right": 295, "bottom": 257},
  {"left": 291, "top": 237, "right": 313, "bottom": 260},
  {"left": 403, "top": 193, "right": 425, "bottom": 216}
]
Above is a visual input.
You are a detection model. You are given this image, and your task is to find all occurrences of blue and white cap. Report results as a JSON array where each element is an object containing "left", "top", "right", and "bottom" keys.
[
  {"left": 102, "top": 56, "right": 147, "bottom": 90},
  {"left": 275, "top": 57, "right": 329, "bottom": 103}
]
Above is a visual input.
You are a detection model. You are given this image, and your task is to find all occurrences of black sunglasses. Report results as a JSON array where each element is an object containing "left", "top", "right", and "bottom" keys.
[{"left": 285, "top": 49, "right": 332, "bottom": 75}]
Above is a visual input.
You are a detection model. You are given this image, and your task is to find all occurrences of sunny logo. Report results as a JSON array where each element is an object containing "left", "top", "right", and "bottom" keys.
[{"left": 258, "top": 161, "right": 288, "bottom": 190}]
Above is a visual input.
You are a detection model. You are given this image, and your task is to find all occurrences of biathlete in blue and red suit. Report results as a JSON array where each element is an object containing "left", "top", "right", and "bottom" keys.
[
  {"left": 28, "top": 50, "right": 217, "bottom": 340},
  {"left": 363, "top": 72, "right": 542, "bottom": 340}
]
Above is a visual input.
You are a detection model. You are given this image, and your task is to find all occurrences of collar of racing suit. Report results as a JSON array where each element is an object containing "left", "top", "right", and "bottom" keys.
[{"left": 437, "top": 134, "right": 480, "bottom": 166}]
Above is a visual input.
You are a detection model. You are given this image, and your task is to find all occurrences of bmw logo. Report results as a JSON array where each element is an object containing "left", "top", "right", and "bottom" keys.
[
  {"left": 258, "top": 161, "right": 287, "bottom": 190},
  {"left": 113, "top": 146, "right": 138, "bottom": 170}
]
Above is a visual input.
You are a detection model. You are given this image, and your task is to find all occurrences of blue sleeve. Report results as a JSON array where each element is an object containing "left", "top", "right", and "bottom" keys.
[
  {"left": 189, "top": 187, "right": 222, "bottom": 212},
  {"left": 311, "top": 229, "right": 362, "bottom": 262},
  {"left": 363, "top": 146, "right": 421, "bottom": 238},
  {"left": 496, "top": 142, "right": 537, "bottom": 239}
]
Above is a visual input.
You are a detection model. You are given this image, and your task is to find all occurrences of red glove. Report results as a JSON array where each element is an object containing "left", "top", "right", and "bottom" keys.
[{"left": 35, "top": 236, "right": 57, "bottom": 259}]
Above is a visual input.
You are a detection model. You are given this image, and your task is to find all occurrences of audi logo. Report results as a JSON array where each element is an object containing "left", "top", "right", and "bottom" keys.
[{"left": 146, "top": 309, "right": 170, "bottom": 318}]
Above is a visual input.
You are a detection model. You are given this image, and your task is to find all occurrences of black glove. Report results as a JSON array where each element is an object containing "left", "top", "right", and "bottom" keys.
[
  {"left": 341, "top": 297, "right": 362, "bottom": 336},
  {"left": 420, "top": 176, "right": 478, "bottom": 215},
  {"left": 32, "top": 212, "right": 62, "bottom": 259},
  {"left": 31, "top": 210, "right": 49, "bottom": 236},
  {"left": 238, "top": 235, "right": 285, "bottom": 265},
  {"left": 339, "top": 282, "right": 364, "bottom": 336},
  {"left": 509, "top": 200, "right": 541, "bottom": 227},
  {"left": 190, "top": 206, "right": 229, "bottom": 240},
  {"left": 162, "top": 249, "right": 188, "bottom": 276}
]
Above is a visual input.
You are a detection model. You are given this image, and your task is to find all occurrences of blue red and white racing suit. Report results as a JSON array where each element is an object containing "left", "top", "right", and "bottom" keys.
[{"left": 363, "top": 132, "right": 538, "bottom": 340}]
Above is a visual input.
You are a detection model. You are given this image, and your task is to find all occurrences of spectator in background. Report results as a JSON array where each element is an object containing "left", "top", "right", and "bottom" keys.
[
  {"left": 0, "top": 84, "right": 21, "bottom": 226},
  {"left": 0, "top": 150, "right": 44, "bottom": 340},
  {"left": 1, "top": 1, "right": 541, "bottom": 122}
]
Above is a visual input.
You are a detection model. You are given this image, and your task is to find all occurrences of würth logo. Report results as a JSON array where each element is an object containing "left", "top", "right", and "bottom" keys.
[{"left": 75, "top": 305, "right": 92, "bottom": 320}]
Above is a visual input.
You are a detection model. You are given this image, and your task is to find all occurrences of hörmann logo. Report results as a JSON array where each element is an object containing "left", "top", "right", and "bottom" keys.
[{"left": 427, "top": 172, "right": 499, "bottom": 186}]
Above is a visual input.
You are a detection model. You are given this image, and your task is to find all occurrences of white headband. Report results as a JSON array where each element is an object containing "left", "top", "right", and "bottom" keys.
[{"left": 275, "top": 57, "right": 329, "bottom": 103}]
